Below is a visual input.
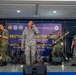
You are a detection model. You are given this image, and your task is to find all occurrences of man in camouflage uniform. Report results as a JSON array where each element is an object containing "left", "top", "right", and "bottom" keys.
[
  {"left": 21, "top": 21, "right": 39, "bottom": 65},
  {"left": 52, "top": 30, "right": 63, "bottom": 57},
  {"left": 0, "top": 29, "right": 2, "bottom": 61},
  {"left": 71, "top": 34, "right": 76, "bottom": 66},
  {"left": 0, "top": 23, "right": 9, "bottom": 66}
]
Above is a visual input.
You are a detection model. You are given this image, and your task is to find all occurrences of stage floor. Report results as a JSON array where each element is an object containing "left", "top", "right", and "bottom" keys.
[{"left": 0, "top": 59, "right": 76, "bottom": 72}]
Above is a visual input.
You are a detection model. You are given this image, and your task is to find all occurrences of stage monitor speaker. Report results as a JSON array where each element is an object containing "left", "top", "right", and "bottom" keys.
[
  {"left": 52, "top": 57, "right": 62, "bottom": 63},
  {"left": 23, "top": 65, "right": 46, "bottom": 75}
]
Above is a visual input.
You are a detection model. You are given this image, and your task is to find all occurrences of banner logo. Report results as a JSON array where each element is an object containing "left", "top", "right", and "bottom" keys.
[
  {"left": 8, "top": 25, "right": 12, "bottom": 30},
  {"left": 18, "top": 25, "right": 24, "bottom": 30},
  {"left": 13, "top": 25, "right": 18, "bottom": 30},
  {"left": 54, "top": 26, "right": 59, "bottom": 31}
]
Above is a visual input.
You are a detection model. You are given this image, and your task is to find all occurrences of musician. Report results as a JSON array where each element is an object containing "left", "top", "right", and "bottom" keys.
[
  {"left": 52, "top": 30, "right": 63, "bottom": 57},
  {"left": 71, "top": 34, "right": 76, "bottom": 66},
  {"left": 21, "top": 20, "right": 39, "bottom": 65},
  {"left": 0, "top": 29, "right": 2, "bottom": 61},
  {"left": 0, "top": 23, "right": 9, "bottom": 66}
]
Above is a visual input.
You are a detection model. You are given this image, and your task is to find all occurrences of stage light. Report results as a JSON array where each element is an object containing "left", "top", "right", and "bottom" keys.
[
  {"left": 21, "top": 65, "right": 23, "bottom": 68},
  {"left": 53, "top": 11, "right": 57, "bottom": 13},
  {"left": 17, "top": 10, "right": 21, "bottom": 13}
]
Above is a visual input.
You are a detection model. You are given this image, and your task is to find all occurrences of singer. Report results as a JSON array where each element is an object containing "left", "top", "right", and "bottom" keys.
[
  {"left": 21, "top": 20, "right": 39, "bottom": 65},
  {"left": 0, "top": 23, "right": 9, "bottom": 66}
]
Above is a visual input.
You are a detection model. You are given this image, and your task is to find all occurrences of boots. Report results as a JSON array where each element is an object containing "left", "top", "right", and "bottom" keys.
[{"left": 0, "top": 61, "right": 7, "bottom": 66}]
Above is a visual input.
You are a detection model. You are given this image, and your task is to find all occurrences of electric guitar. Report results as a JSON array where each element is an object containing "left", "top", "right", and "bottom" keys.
[{"left": 51, "top": 31, "right": 69, "bottom": 46}]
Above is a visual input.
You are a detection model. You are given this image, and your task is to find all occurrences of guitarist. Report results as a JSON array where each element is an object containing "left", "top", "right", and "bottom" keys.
[
  {"left": 71, "top": 34, "right": 76, "bottom": 66},
  {"left": 52, "top": 30, "right": 63, "bottom": 57}
]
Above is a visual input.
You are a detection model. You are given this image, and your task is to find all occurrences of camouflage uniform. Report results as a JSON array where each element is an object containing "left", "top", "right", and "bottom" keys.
[
  {"left": 0, "top": 30, "right": 2, "bottom": 59},
  {"left": 52, "top": 35, "right": 62, "bottom": 57},
  {"left": 72, "top": 35, "right": 76, "bottom": 64},
  {"left": 22, "top": 25, "right": 39, "bottom": 65},
  {"left": 0, "top": 29, "right": 9, "bottom": 62}
]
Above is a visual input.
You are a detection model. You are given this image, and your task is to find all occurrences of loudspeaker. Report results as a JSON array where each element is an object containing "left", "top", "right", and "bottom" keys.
[
  {"left": 23, "top": 65, "right": 46, "bottom": 75},
  {"left": 52, "top": 57, "right": 62, "bottom": 64}
]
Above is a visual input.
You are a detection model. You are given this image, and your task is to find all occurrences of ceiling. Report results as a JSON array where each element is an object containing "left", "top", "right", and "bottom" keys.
[{"left": 0, "top": 0, "right": 76, "bottom": 19}]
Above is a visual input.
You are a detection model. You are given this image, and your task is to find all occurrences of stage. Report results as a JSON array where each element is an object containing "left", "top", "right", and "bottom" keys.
[{"left": 0, "top": 58, "right": 76, "bottom": 72}]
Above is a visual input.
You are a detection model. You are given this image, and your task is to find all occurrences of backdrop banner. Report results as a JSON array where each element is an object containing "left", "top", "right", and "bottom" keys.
[{"left": 6, "top": 23, "right": 62, "bottom": 56}]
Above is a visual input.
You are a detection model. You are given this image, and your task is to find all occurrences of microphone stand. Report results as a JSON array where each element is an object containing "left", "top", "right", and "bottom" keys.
[{"left": 61, "top": 42, "right": 65, "bottom": 71}]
